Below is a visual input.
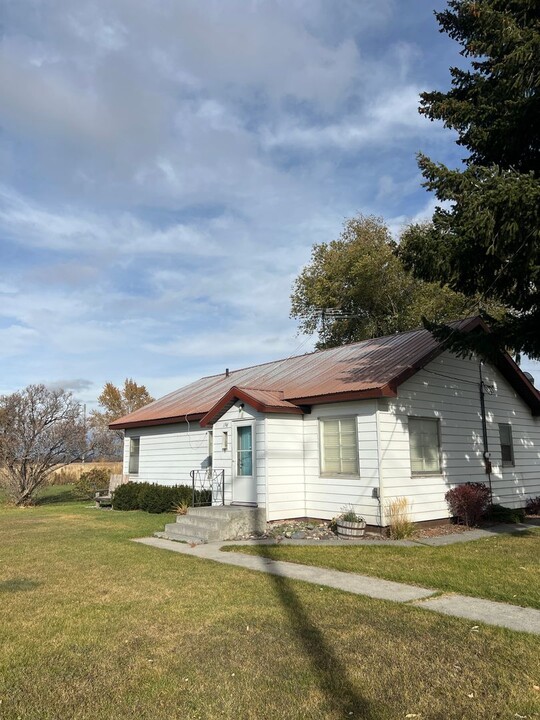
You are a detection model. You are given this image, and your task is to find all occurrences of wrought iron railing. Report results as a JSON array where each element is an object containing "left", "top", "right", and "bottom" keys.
[{"left": 190, "top": 468, "right": 225, "bottom": 507}]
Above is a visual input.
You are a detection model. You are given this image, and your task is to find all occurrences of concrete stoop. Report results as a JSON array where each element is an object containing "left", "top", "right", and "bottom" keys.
[{"left": 155, "top": 505, "right": 266, "bottom": 544}]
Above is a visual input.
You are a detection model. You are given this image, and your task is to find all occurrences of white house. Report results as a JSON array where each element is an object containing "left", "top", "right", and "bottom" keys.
[{"left": 110, "top": 317, "right": 540, "bottom": 527}]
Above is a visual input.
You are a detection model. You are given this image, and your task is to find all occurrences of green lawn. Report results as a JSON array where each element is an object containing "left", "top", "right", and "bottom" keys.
[
  {"left": 0, "top": 492, "right": 539, "bottom": 719},
  {"left": 223, "top": 529, "right": 540, "bottom": 609}
]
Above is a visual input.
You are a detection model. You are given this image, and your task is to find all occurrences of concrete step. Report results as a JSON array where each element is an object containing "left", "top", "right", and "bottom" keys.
[
  {"left": 164, "top": 521, "right": 223, "bottom": 542},
  {"left": 188, "top": 506, "right": 263, "bottom": 520},
  {"left": 157, "top": 505, "right": 267, "bottom": 542},
  {"left": 174, "top": 515, "right": 228, "bottom": 532},
  {"left": 154, "top": 531, "right": 207, "bottom": 545}
]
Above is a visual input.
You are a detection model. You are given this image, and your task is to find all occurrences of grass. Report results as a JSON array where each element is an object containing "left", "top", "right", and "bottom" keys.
[
  {"left": 223, "top": 529, "right": 540, "bottom": 609},
  {"left": 0, "top": 489, "right": 539, "bottom": 719}
]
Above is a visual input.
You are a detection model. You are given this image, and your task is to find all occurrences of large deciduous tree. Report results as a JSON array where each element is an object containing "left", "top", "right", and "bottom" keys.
[
  {"left": 89, "top": 379, "right": 154, "bottom": 458},
  {"left": 0, "top": 385, "right": 86, "bottom": 505},
  {"left": 290, "top": 215, "right": 497, "bottom": 349},
  {"left": 399, "top": 0, "right": 540, "bottom": 358}
]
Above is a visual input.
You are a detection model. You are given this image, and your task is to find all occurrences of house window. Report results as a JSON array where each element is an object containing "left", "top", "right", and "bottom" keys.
[
  {"left": 128, "top": 437, "right": 140, "bottom": 474},
  {"left": 408, "top": 417, "right": 441, "bottom": 474},
  {"left": 320, "top": 417, "right": 359, "bottom": 475},
  {"left": 208, "top": 430, "right": 213, "bottom": 466},
  {"left": 498, "top": 423, "right": 515, "bottom": 467}
]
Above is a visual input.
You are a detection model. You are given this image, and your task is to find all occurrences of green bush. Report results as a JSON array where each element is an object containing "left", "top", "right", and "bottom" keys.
[
  {"left": 138, "top": 484, "right": 170, "bottom": 513},
  {"left": 111, "top": 482, "right": 208, "bottom": 513},
  {"left": 485, "top": 503, "right": 526, "bottom": 524},
  {"left": 73, "top": 468, "right": 110, "bottom": 499},
  {"left": 111, "top": 482, "right": 143, "bottom": 510}
]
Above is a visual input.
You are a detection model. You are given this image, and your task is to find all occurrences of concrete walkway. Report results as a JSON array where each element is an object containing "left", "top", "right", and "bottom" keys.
[{"left": 134, "top": 528, "right": 540, "bottom": 636}]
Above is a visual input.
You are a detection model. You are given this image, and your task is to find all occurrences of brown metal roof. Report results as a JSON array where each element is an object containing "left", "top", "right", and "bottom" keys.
[{"left": 110, "top": 317, "right": 540, "bottom": 429}]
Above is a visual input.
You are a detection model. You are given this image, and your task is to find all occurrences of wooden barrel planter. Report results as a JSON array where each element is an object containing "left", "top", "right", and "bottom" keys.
[{"left": 336, "top": 518, "right": 366, "bottom": 539}]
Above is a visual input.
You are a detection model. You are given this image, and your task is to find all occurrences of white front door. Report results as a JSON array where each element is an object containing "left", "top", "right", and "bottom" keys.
[{"left": 232, "top": 422, "right": 257, "bottom": 504}]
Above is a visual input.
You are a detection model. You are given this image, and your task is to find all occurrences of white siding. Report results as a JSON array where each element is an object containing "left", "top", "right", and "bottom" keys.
[
  {"left": 379, "top": 351, "right": 540, "bottom": 522},
  {"left": 265, "top": 414, "right": 305, "bottom": 521},
  {"left": 211, "top": 403, "right": 266, "bottom": 508},
  {"left": 124, "top": 422, "right": 210, "bottom": 486},
  {"left": 303, "top": 400, "right": 381, "bottom": 525}
]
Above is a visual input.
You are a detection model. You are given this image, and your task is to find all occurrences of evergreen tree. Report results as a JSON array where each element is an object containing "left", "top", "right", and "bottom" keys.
[{"left": 399, "top": 0, "right": 540, "bottom": 358}]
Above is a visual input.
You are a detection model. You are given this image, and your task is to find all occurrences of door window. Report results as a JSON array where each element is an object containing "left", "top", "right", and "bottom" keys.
[{"left": 237, "top": 426, "right": 253, "bottom": 476}]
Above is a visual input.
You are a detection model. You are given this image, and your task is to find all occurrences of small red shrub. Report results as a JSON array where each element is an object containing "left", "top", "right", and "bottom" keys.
[
  {"left": 445, "top": 482, "right": 491, "bottom": 526},
  {"left": 525, "top": 496, "right": 540, "bottom": 515}
]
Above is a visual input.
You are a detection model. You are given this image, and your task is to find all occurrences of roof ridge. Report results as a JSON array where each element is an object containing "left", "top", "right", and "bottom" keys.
[{"left": 198, "top": 319, "right": 479, "bottom": 381}]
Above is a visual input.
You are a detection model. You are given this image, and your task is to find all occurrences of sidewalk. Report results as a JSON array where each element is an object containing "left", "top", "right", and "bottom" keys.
[{"left": 134, "top": 524, "right": 540, "bottom": 636}]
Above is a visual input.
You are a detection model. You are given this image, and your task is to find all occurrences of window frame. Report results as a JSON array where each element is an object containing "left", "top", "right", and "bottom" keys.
[
  {"left": 128, "top": 436, "right": 140, "bottom": 475},
  {"left": 207, "top": 429, "right": 213, "bottom": 466},
  {"left": 408, "top": 416, "right": 442, "bottom": 476},
  {"left": 234, "top": 420, "right": 255, "bottom": 478},
  {"left": 319, "top": 415, "right": 360, "bottom": 477},
  {"left": 498, "top": 423, "right": 515, "bottom": 467}
]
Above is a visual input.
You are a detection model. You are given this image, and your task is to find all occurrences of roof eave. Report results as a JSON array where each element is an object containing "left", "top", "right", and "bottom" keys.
[
  {"left": 200, "top": 386, "right": 304, "bottom": 427},
  {"left": 109, "top": 413, "right": 205, "bottom": 430},
  {"left": 288, "top": 385, "right": 397, "bottom": 406}
]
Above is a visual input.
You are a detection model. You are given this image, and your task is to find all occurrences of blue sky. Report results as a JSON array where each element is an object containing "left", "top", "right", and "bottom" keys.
[{"left": 1, "top": 0, "right": 538, "bottom": 407}]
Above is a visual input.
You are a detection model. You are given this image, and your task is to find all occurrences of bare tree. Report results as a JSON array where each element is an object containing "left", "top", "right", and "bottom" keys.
[{"left": 0, "top": 384, "right": 86, "bottom": 505}]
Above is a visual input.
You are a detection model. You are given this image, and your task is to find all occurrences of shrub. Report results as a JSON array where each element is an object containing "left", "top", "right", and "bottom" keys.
[
  {"left": 73, "top": 468, "right": 110, "bottom": 499},
  {"left": 137, "top": 484, "right": 166, "bottom": 513},
  {"left": 484, "top": 503, "right": 525, "bottom": 524},
  {"left": 112, "top": 482, "right": 143, "bottom": 511},
  {"left": 525, "top": 496, "right": 540, "bottom": 515},
  {"left": 385, "top": 497, "right": 415, "bottom": 539},
  {"left": 112, "top": 482, "right": 203, "bottom": 513},
  {"left": 445, "top": 482, "right": 491, "bottom": 526}
]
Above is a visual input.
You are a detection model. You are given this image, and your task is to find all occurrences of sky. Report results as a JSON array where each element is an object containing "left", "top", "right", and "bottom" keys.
[{"left": 1, "top": 0, "right": 538, "bottom": 408}]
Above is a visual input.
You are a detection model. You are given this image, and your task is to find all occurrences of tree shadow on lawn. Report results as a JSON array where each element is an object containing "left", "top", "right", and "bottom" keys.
[
  {"left": 0, "top": 578, "right": 42, "bottom": 592},
  {"left": 269, "top": 573, "right": 377, "bottom": 718},
  {"left": 34, "top": 488, "right": 77, "bottom": 505}
]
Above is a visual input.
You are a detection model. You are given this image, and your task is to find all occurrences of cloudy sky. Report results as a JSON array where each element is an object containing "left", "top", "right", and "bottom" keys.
[{"left": 1, "top": 0, "right": 538, "bottom": 407}]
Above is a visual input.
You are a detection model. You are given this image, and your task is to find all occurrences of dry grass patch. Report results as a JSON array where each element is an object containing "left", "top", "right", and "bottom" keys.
[
  {"left": 49, "top": 462, "right": 122, "bottom": 485},
  {"left": 0, "top": 494, "right": 539, "bottom": 719}
]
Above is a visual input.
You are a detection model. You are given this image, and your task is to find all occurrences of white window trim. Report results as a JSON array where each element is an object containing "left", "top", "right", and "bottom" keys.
[
  {"left": 233, "top": 420, "right": 256, "bottom": 479},
  {"left": 128, "top": 436, "right": 140, "bottom": 475},
  {"left": 498, "top": 423, "right": 515, "bottom": 468},
  {"left": 319, "top": 415, "right": 360, "bottom": 477},
  {"left": 408, "top": 416, "right": 442, "bottom": 476}
]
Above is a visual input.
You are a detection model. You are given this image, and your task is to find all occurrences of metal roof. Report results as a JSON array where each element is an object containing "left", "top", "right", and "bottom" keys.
[{"left": 110, "top": 317, "right": 540, "bottom": 428}]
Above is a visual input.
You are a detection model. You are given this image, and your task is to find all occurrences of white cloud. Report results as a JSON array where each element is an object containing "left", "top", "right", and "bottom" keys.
[
  {"left": 0, "top": 0, "right": 464, "bottom": 403},
  {"left": 0, "top": 187, "right": 224, "bottom": 257},
  {"left": 261, "top": 85, "right": 431, "bottom": 151},
  {"left": 0, "top": 326, "right": 40, "bottom": 358}
]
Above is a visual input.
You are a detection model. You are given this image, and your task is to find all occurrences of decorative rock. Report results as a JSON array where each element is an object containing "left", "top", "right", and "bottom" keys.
[{"left": 291, "top": 531, "right": 307, "bottom": 539}]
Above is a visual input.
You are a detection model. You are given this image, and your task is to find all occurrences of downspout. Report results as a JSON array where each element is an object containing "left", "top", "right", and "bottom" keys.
[
  {"left": 479, "top": 362, "right": 494, "bottom": 504},
  {"left": 375, "top": 402, "right": 385, "bottom": 534},
  {"left": 302, "top": 415, "right": 307, "bottom": 521},
  {"left": 263, "top": 416, "right": 269, "bottom": 522}
]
